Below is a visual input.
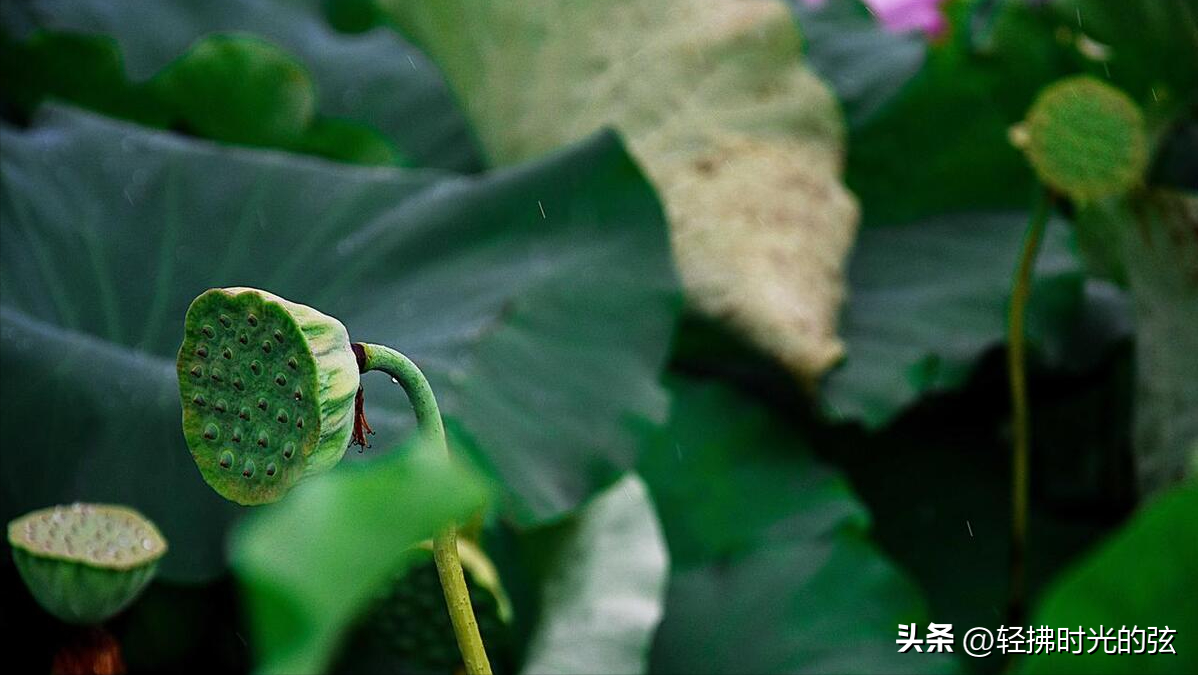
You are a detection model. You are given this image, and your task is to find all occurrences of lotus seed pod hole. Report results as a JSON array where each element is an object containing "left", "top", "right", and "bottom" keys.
[{"left": 177, "top": 288, "right": 359, "bottom": 505}]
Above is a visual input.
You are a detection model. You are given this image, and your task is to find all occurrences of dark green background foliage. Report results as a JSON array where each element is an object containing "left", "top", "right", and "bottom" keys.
[{"left": 2, "top": 0, "right": 1195, "bottom": 673}]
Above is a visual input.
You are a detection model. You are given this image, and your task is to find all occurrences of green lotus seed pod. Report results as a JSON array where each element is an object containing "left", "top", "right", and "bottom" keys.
[
  {"left": 177, "top": 287, "right": 359, "bottom": 505},
  {"left": 332, "top": 539, "right": 513, "bottom": 674},
  {"left": 1013, "top": 76, "right": 1148, "bottom": 203},
  {"left": 8, "top": 504, "right": 167, "bottom": 624}
]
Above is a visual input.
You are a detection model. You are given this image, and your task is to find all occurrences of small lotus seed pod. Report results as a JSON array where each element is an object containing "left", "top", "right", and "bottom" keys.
[
  {"left": 1011, "top": 76, "right": 1148, "bottom": 203},
  {"left": 177, "top": 288, "right": 359, "bottom": 504},
  {"left": 7, "top": 504, "right": 167, "bottom": 624}
]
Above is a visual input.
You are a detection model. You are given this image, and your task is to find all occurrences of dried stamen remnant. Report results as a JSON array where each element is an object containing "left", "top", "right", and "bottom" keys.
[{"left": 351, "top": 385, "right": 375, "bottom": 449}]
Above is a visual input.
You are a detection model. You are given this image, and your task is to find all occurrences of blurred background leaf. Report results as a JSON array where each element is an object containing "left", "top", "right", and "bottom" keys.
[
  {"left": 640, "top": 380, "right": 952, "bottom": 674},
  {"left": 817, "top": 369, "right": 1134, "bottom": 675},
  {"left": 0, "top": 0, "right": 483, "bottom": 170},
  {"left": 1019, "top": 481, "right": 1198, "bottom": 675},
  {"left": 0, "top": 106, "right": 677, "bottom": 581},
  {"left": 2, "top": 0, "right": 1196, "bottom": 673},
  {"left": 1121, "top": 190, "right": 1198, "bottom": 494},
  {"left": 231, "top": 448, "right": 487, "bottom": 675},
  {"left": 820, "top": 211, "right": 1129, "bottom": 428},
  {"left": 519, "top": 475, "right": 668, "bottom": 675},
  {"left": 790, "top": 0, "right": 927, "bottom": 128},
  {"left": 379, "top": 0, "right": 861, "bottom": 381}
]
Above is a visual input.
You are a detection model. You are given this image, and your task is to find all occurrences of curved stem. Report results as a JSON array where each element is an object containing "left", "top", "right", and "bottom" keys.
[
  {"left": 355, "top": 342, "right": 493, "bottom": 675},
  {"left": 1006, "top": 188, "right": 1051, "bottom": 625}
]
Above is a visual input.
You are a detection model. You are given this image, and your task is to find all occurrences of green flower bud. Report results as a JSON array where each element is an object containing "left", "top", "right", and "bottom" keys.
[
  {"left": 177, "top": 287, "right": 359, "bottom": 505},
  {"left": 1011, "top": 76, "right": 1148, "bottom": 203},
  {"left": 8, "top": 504, "right": 167, "bottom": 624}
]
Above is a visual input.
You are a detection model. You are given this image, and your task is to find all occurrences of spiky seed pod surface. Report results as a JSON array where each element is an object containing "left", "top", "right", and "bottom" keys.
[
  {"left": 332, "top": 541, "right": 513, "bottom": 675},
  {"left": 177, "top": 288, "right": 359, "bottom": 505},
  {"left": 8, "top": 504, "right": 167, "bottom": 624},
  {"left": 1015, "top": 76, "right": 1148, "bottom": 203}
]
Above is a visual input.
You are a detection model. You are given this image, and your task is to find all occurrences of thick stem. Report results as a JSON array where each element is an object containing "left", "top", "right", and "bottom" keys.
[
  {"left": 355, "top": 343, "right": 493, "bottom": 675},
  {"left": 1006, "top": 189, "right": 1051, "bottom": 625}
]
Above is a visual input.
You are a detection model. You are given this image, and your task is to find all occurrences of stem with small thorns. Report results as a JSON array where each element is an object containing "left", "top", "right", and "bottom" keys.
[
  {"left": 353, "top": 342, "right": 492, "bottom": 675},
  {"left": 1006, "top": 188, "right": 1051, "bottom": 625}
]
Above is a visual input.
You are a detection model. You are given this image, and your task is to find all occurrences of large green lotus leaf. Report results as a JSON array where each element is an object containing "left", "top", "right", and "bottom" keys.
[
  {"left": 9, "top": 0, "right": 482, "bottom": 171},
  {"left": 641, "top": 380, "right": 952, "bottom": 674},
  {"left": 231, "top": 447, "right": 487, "bottom": 675},
  {"left": 820, "top": 211, "right": 1127, "bottom": 429},
  {"left": 380, "top": 0, "right": 860, "bottom": 381},
  {"left": 0, "top": 106, "right": 677, "bottom": 581},
  {"left": 789, "top": 0, "right": 926, "bottom": 128},
  {"left": 519, "top": 475, "right": 668, "bottom": 675},
  {"left": 1019, "top": 481, "right": 1198, "bottom": 675},
  {"left": 640, "top": 380, "right": 869, "bottom": 568}
]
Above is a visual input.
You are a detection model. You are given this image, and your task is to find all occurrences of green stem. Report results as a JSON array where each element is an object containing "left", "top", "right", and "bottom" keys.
[
  {"left": 1006, "top": 189, "right": 1051, "bottom": 625},
  {"left": 356, "top": 342, "right": 493, "bottom": 675}
]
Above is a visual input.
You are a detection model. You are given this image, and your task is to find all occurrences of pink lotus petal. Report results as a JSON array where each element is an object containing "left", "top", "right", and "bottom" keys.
[{"left": 863, "top": 0, "right": 948, "bottom": 37}]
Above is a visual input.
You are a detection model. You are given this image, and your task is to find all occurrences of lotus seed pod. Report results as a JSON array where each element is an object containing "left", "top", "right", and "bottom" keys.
[
  {"left": 177, "top": 287, "right": 360, "bottom": 505},
  {"left": 7, "top": 504, "right": 167, "bottom": 624},
  {"left": 332, "top": 539, "right": 512, "bottom": 674},
  {"left": 1013, "top": 76, "right": 1148, "bottom": 203}
]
